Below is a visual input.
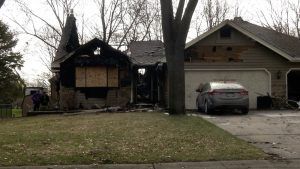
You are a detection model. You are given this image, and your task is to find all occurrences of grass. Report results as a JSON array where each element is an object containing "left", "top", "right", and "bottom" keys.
[
  {"left": 0, "top": 112, "right": 267, "bottom": 166},
  {"left": 0, "top": 109, "right": 22, "bottom": 118},
  {"left": 12, "top": 109, "right": 22, "bottom": 118}
]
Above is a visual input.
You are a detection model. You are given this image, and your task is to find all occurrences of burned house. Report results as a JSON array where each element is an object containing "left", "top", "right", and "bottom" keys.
[
  {"left": 127, "top": 41, "right": 168, "bottom": 106},
  {"left": 51, "top": 13, "right": 131, "bottom": 110}
]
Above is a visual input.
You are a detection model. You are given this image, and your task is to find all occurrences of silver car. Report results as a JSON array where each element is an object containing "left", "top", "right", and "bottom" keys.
[{"left": 196, "top": 81, "right": 249, "bottom": 114}]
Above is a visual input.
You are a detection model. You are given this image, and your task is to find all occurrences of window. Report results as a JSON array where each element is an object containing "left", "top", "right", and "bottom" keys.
[
  {"left": 212, "top": 46, "right": 217, "bottom": 52},
  {"left": 227, "top": 47, "right": 233, "bottom": 51},
  {"left": 75, "top": 66, "right": 119, "bottom": 88},
  {"left": 94, "top": 47, "right": 101, "bottom": 55},
  {"left": 220, "top": 27, "right": 231, "bottom": 39}
]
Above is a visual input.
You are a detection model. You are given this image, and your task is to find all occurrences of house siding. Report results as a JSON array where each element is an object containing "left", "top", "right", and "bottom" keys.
[{"left": 185, "top": 28, "right": 300, "bottom": 99}]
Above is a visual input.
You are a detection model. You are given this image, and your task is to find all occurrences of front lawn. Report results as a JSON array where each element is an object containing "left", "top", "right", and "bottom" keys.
[
  {"left": 0, "top": 112, "right": 267, "bottom": 166},
  {"left": 12, "top": 109, "right": 22, "bottom": 117}
]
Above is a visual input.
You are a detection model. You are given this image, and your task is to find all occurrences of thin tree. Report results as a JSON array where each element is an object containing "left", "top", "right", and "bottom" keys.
[
  {"left": 160, "top": 0, "right": 198, "bottom": 115},
  {"left": 192, "top": 0, "right": 231, "bottom": 36},
  {"left": 259, "top": 0, "right": 293, "bottom": 36},
  {"left": 233, "top": 0, "right": 243, "bottom": 18},
  {"left": 289, "top": 0, "right": 300, "bottom": 37},
  {"left": 202, "top": 0, "right": 229, "bottom": 30},
  {"left": 10, "top": 0, "right": 80, "bottom": 71},
  {"left": 92, "top": 0, "right": 162, "bottom": 49}
]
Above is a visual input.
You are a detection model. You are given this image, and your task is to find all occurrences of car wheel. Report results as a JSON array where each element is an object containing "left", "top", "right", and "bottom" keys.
[
  {"left": 204, "top": 101, "right": 211, "bottom": 114},
  {"left": 241, "top": 108, "right": 249, "bottom": 115},
  {"left": 197, "top": 105, "right": 201, "bottom": 113}
]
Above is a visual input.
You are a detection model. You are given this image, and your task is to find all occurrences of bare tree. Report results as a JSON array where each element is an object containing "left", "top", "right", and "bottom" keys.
[
  {"left": 202, "top": 0, "right": 229, "bottom": 30},
  {"left": 192, "top": 0, "right": 230, "bottom": 36},
  {"left": 26, "top": 72, "right": 52, "bottom": 89},
  {"left": 92, "top": 0, "right": 162, "bottom": 49},
  {"left": 160, "top": 0, "right": 198, "bottom": 115},
  {"left": 123, "top": 0, "right": 162, "bottom": 44},
  {"left": 259, "top": 0, "right": 294, "bottom": 36},
  {"left": 192, "top": 7, "right": 203, "bottom": 36},
  {"left": 10, "top": 0, "right": 81, "bottom": 71},
  {"left": 289, "top": 0, "right": 300, "bottom": 37},
  {"left": 233, "top": 0, "right": 243, "bottom": 18}
]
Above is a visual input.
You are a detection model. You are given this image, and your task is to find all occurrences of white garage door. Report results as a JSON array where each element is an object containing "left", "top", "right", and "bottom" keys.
[{"left": 185, "top": 69, "right": 271, "bottom": 109}]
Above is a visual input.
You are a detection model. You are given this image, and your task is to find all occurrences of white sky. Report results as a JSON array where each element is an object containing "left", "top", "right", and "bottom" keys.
[{"left": 0, "top": 0, "right": 286, "bottom": 83}]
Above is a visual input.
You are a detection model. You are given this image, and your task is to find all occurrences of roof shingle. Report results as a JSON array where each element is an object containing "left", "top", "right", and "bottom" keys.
[
  {"left": 231, "top": 19, "right": 300, "bottom": 59},
  {"left": 186, "top": 18, "right": 300, "bottom": 61},
  {"left": 128, "top": 41, "right": 166, "bottom": 66}
]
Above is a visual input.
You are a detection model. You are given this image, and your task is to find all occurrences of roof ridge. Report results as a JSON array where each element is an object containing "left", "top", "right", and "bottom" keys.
[{"left": 231, "top": 19, "right": 300, "bottom": 41}]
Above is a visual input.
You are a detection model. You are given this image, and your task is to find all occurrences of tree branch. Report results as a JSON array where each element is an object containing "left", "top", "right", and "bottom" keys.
[
  {"left": 180, "top": 0, "right": 198, "bottom": 43},
  {"left": 175, "top": 0, "right": 185, "bottom": 26},
  {"left": 160, "top": 0, "right": 174, "bottom": 44}
]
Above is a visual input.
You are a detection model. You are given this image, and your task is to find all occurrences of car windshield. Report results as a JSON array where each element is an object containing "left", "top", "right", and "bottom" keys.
[{"left": 210, "top": 82, "right": 244, "bottom": 90}]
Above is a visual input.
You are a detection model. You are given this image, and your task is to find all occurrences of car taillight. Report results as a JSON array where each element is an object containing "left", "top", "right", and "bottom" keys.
[
  {"left": 240, "top": 90, "right": 248, "bottom": 95},
  {"left": 208, "top": 90, "right": 223, "bottom": 95}
]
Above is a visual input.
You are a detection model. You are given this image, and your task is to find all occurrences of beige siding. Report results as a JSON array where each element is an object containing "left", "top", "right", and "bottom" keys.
[{"left": 185, "top": 27, "right": 300, "bottom": 99}]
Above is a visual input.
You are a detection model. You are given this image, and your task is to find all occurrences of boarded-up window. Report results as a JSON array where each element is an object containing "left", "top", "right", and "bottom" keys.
[
  {"left": 86, "top": 67, "right": 107, "bottom": 87},
  {"left": 76, "top": 67, "right": 118, "bottom": 87},
  {"left": 107, "top": 67, "right": 119, "bottom": 87}
]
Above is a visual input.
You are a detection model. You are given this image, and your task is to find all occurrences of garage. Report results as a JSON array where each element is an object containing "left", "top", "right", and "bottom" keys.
[
  {"left": 287, "top": 69, "right": 300, "bottom": 102},
  {"left": 185, "top": 69, "right": 271, "bottom": 110}
]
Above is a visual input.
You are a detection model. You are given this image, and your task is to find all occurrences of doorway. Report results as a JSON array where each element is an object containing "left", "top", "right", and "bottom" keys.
[{"left": 287, "top": 70, "right": 300, "bottom": 101}]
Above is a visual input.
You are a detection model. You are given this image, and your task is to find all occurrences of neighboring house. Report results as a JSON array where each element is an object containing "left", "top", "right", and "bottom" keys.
[
  {"left": 51, "top": 13, "right": 131, "bottom": 110},
  {"left": 127, "top": 41, "right": 167, "bottom": 106},
  {"left": 184, "top": 17, "right": 300, "bottom": 110}
]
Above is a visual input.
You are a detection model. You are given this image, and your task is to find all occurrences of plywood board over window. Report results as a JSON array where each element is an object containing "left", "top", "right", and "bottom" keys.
[
  {"left": 76, "top": 67, "right": 86, "bottom": 87},
  {"left": 108, "top": 67, "right": 119, "bottom": 87},
  {"left": 76, "top": 66, "right": 119, "bottom": 88},
  {"left": 86, "top": 67, "right": 107, "bottom": 87}
]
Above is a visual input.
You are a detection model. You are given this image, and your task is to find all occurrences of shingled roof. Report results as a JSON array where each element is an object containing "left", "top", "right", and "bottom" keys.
[
  {"left": 128, "top": 41, "right": 166, "bottom": 66},
  {"left": 186, "top": 17, "right": 300, "bottom": 62},
  {"left": 51, "top": 13, "right": 80, "bottom": 71}
]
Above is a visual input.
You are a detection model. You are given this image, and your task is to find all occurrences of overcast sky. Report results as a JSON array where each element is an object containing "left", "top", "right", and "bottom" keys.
[{"left": 0, "top": 0, "right": 288, "bottom": 84}]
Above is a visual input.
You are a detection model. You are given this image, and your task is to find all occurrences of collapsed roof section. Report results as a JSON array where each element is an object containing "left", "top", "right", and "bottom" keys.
[
  {"left": 61, "top": 38, "right": 130, "bottom": 67},
  {"left": 127, "top": 40, "right": 166, "bottom": 66}
]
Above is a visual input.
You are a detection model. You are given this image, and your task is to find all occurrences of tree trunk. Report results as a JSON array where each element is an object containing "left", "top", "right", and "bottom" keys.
[
  {"left": 166, "top": 42, "right": 185, "bottom": 115},
  {"left": 160, "top": 0, "right": 198, "bottom": 115},
  {"left": 0, "top": 0, "right": 5, "bottom": 9}
]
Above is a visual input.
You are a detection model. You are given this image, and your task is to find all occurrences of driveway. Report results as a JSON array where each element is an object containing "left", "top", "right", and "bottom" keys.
[{"left": 197, "top": 110, "right": 300, "bottom": 159}]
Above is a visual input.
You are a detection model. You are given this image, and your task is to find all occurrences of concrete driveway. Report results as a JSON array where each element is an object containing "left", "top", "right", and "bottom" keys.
[{"left": 197, "top": 110, "right": 300, "bottom": 159}]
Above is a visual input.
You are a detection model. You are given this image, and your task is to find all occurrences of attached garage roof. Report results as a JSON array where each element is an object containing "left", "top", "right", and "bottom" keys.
[{"left": 186, "top": 17, "right": 300, "bottom": 62}]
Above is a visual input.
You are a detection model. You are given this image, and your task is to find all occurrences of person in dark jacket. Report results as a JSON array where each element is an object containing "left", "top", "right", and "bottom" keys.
[{"left": 41, "top": 91, "right": 50, "bottom": 107}]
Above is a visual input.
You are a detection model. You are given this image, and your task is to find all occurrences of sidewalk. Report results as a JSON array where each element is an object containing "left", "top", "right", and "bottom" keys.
[{"left": 1, "top": 159, "right": 300, "bottom": 169}]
